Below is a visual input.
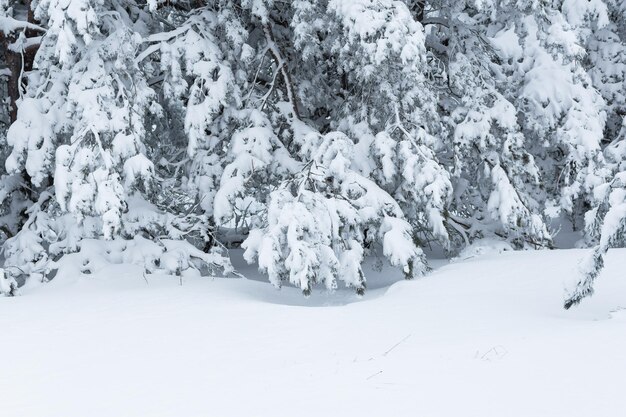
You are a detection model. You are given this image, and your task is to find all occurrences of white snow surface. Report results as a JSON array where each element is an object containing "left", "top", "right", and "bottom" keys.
[{"left": 2, "top": 248, "right": 626, "bottom": 417}]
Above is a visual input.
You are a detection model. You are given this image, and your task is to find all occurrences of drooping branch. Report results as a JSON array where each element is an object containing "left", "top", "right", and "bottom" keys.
[{"left": 0, "top": 16, "right": 45, "bottom": 36}]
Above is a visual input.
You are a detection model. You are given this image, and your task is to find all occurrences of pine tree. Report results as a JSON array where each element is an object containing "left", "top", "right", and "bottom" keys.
[{"left": 564, "top": 0, "right": 626, "bottom": 308}]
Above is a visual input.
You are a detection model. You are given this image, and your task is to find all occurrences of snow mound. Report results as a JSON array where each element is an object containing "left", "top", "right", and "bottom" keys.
[{"left": 451, "top": 238, "right": 514, "bottom": 261}]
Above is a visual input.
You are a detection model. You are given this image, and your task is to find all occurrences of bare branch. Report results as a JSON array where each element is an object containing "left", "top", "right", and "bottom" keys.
[{"left": 262, "top": 22, "right": 300, "bottom": 120}]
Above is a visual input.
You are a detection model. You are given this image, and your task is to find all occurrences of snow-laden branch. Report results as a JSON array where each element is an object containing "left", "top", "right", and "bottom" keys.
[
  {"left": 0, "top": 16, "right": 46, "bottom": 35},
  {"left": 8, "top": 35, "right": 41, "bottom": 53},
  {"left": 135, "top": 25, "right": 192, "bottom": 63},
  {"left": 142, "top": 24, "right": 190, "bottom": 44}
]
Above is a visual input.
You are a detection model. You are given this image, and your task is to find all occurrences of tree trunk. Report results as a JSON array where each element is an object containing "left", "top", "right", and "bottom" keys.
[{"left": 0, "top": 0, "right": 40, "bottom": 123}]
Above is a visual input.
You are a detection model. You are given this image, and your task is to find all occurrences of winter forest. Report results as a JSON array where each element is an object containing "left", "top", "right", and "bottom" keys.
[
  {"left": 2, "top": 0, "right": 625, "bottom": 304},
  {"left": 1, "top": 1, "right": 626, "bottom": 415}
]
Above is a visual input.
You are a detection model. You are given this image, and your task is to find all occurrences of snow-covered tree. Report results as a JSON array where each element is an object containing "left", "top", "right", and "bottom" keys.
[
  {"left": 1, "top": 0, "right": 625, "bottom": 299},
  {"left": 563, "top": 0, "right": 626, "bottom": 308},
  {"left": 2, "top": 1, "right": 233, "bottom": 288},
  {"left": 434, "top": 6, "right": 551, "bottom": 248},
  {"left": 244, "top": 130, "right": 427, "bottom": 294}
]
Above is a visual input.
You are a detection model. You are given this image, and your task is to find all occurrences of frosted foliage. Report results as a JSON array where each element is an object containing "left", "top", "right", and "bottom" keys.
[
  {"left": 327, "top": 0, "right": 434, "bottom": 130},
  {"left": 170, "top": 12, "right": 242, "bottom": 157},
  {"left": 244, "top": 132, "right": 426, "bottom": 294},
  {"left": 451, "top": 74, "right": 548, "bottom": 244},
  {"left": 34, "top": 0, "right": 101, "bottom": 65},
  {"left": 1, "top": 0, "right": 624, "bottom": 301},
  {"left": 5, "top": 98, "right": 55, "bottom": 186},
  {"left": 213, "top": 112, "right": 278, "bottom": 227},
  {"left": 329, "top": 0, "right": 424, "bottom": 65},
  {"left": 51, "top": 27, "right": 156, "bottom": 237},
  {"left": 54, "top": 237, "right": 233, "bottom": 280},
  {"left": 562, "top": 0, "right": 609, "bottom": 29},
  {"left": 588, "top": 24, "right": 626, "bottom": 137},
  {"left": 487, "top": 164, "right": 549, "bottom": 242},
  {"left": 568, "top": 173, "right": 626, "bottom": 308},
  {"left": 561, "top": 0, "right": 626, "bottom": 307},
  {"left": 515, "top": 15, "right": 608, "bottom": 214},
  {"left": 395, "top": 135, "right": 452, "bottom": 240},
  {"left": 520, "top": 17, "right": 604, "bottom": 143}
]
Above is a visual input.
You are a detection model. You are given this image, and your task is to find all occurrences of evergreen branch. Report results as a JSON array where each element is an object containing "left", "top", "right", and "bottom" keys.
[{"left": 564, "top": 247, "right": 604, "bottom": 309}]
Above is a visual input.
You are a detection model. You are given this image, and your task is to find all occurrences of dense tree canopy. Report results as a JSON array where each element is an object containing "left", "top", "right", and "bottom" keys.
[{"left": 0, "top": 0, "right": 624, "bottom": 305}]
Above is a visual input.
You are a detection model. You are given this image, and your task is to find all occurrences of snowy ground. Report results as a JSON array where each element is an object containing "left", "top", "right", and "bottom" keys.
[{"left": 2, "top": 248, "right": 626, "bottom": 417}]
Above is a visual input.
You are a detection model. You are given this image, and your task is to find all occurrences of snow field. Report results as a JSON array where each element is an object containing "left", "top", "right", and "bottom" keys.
[{"left": 2, "top": 248, "right": 626, "bottom": 417}]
